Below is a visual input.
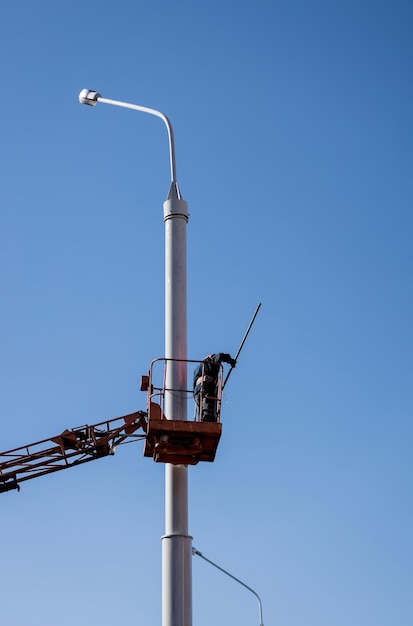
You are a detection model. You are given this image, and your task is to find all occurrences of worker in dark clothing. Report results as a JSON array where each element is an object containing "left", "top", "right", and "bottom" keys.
[{"left": 193, "top": 353, "right": 236, "bottom": 422}]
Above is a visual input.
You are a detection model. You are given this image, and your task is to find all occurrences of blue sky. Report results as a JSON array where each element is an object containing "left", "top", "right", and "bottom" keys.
[{"left": 0, "top": 1, "right": 412, "bottom": 624}]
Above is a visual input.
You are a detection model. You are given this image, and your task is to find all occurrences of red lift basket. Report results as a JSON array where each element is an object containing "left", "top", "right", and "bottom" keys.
[{"left": 142, "top": 358, "right": 223, "bottom": 465}]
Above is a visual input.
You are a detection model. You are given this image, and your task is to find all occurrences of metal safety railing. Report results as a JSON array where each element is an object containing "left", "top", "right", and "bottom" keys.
[{"left": 143, "top": 358, "right": 224, "bottom": 423}]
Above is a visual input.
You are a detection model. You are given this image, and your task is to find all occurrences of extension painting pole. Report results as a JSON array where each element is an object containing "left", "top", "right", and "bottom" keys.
[
  {"left": 79, "top": 90, "right": 192, "bottom": 626},
  {"left": 223, "top": 302, "right": 262, "bottom": 390}
]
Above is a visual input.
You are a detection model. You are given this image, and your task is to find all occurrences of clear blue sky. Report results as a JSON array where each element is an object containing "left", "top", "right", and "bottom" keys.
[{"left": 0, "top": 1, "right": 412, "bottom": 624}]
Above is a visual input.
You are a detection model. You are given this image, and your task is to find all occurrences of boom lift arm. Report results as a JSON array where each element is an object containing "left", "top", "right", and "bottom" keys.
[
  {"left": 0, "top": 411, "right": 147, "bottom": 493},
  {"left": 0, "top": 308, "right": 262, "bottom": 494}
]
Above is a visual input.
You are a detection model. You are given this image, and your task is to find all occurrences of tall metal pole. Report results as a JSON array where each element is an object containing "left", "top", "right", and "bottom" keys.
[
  {"left": 79, "top": 90, "right": 192, "bottom": 626},
  {"left": 163, "top": 169, "right": 191, "bottom": 626}
]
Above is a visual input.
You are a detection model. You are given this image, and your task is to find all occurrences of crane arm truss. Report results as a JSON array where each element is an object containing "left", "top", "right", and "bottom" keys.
[{"left": 0, "top": 411, "right": 147, "bottom": 493}]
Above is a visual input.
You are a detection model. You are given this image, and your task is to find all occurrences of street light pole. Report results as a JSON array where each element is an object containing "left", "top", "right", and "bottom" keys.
[
  {"left": 79, "top": 89, "right": 191, "bottom": 626},
  {"left": 192, "top": 547, "right": 264, "bottom": 626}
]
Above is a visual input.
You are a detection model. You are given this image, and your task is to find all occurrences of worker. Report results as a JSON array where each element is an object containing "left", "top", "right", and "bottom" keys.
[{"left": 193, "top": 353, "right": 236, "bottom": 422}]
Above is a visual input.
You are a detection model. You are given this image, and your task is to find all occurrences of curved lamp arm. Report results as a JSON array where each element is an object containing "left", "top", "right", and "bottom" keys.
[
  {"left": 79, "top": 89, "right": 178, "bottom": 187},
  {"left": 192, "top": 547, "right": 264, "bottom": 626}
]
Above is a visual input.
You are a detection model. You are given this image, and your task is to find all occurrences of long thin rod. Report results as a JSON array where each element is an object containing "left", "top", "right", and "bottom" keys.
[
  {"left": 192, "top": 548, "right": 264, "bottom": 626},
  {"left": 223, "top": 302, "right": 261, "bottom": 389}
]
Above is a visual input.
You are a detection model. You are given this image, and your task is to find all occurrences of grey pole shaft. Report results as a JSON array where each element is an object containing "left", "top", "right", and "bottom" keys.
[{"left": 163, "top": 190, "right": 192, "bottom": 626}]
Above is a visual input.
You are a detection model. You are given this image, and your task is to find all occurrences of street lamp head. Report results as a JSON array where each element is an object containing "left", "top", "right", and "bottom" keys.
[{"left": 79, "top": 89, "right": 101, "bottom": 106}]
